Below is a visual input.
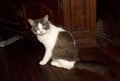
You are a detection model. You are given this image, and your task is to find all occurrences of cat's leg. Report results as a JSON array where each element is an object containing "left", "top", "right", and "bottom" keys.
[
  {"left": 51, "top": 60, "right": 62, "bottom": 68},
  {"left": 55, "top": 59, "right": 75, "bottom": 70},
  {"left": 51, "top": 59, "right": 75, "bottom": 70},
  {"left": 39, "top": 49, "right": 52, "bottom": 65}
]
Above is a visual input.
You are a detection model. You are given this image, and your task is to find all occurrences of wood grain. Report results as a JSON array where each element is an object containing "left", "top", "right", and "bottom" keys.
[{"left": 0, "top": 39, "right": 119, "bottom": 81}]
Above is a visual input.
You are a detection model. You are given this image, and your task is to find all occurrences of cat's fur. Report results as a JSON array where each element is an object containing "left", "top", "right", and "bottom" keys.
[{"left": 28, "top": 15, "right": 116, "bottom": 80}]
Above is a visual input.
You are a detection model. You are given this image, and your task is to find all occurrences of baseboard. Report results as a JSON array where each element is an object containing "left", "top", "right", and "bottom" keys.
[{"left": 76, "top": 38, "right": 97, "bottom": 48}]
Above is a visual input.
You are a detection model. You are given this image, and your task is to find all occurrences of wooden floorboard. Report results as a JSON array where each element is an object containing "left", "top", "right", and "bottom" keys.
[
  {"left": 0, "top": 49, "right": 10, "bottom": 81},
  {"left": 99, "top": 46, "right": 120, "bottom": 63},
  {"left": 84, "top": 48, "right": 120, "bottom": 80},
  {"left": 4, "top": 46, "right": 25, "bottom": 81},
  {"left": 0, "top": 39, "right": 120, "bottom": 81}
]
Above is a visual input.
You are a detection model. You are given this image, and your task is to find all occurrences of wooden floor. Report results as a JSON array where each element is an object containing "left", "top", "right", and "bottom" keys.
[{"left": 0, "top": 39, "right": 120, "bottom": 81}]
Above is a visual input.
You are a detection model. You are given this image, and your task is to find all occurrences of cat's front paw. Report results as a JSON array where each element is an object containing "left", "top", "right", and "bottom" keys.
[{"left": 39, "top": 61, "right": 47, "bottom": 65}]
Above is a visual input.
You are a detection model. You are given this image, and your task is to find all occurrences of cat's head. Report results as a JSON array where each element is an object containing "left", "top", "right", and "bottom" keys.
[{"left": 28, "top": 15, "right": 50, "bottom": 35}]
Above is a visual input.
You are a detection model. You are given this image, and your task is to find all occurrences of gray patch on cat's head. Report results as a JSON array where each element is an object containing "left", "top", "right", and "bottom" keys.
[{"left": 28, "top": 15, "right": 50, "bottom": 35}]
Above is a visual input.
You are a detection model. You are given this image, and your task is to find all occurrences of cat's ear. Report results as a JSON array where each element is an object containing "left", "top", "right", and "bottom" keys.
[
  {"left": 43, "top": 15, "right": 49, "bottom": 23},
  {"left": 28, "top": 19, "right": 36, "bottom": 26}
]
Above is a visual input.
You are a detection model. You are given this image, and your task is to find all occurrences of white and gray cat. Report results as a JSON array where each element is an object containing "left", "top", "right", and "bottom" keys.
[{"left": 28, "top": 15, "right": 115, "bottom": 80}]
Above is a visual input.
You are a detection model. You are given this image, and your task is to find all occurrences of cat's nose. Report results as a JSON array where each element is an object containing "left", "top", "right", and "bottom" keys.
[{"left": 40, "top": 31, "right": 44, "bottom": 34}]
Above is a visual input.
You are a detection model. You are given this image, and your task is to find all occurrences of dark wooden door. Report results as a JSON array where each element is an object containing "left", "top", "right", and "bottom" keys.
[
  {"left": 0, "top": 0, "right": 22, "bottom": 31},
  {"left": 0, "top": 1, "right": 17, "bottom": 22}
]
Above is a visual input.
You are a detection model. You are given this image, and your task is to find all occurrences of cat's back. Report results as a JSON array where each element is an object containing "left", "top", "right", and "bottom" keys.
[
  {"left": 52, "top": 31, "right": 79, "bottom": 61},
  {"left": 57, "top": 31, "right": 75, "bottom": 43}
]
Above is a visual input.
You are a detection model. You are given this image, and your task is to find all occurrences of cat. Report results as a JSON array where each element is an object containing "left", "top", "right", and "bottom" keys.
[{"left": 28, "top": 15, "right": 116, "bottom": 80}]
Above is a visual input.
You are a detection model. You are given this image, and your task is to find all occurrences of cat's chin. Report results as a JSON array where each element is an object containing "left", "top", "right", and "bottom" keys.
[
  {"left": 33, "top": 32, "right": 46, "bottom": 36},
  {"left": 36, "top": 33, "right": 46, "bottom": 36}
]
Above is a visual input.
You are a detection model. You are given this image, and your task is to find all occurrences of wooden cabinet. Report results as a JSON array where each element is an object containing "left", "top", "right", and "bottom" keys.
[
  {"left": 0, "top": 0, "right": 96, "bottom": 48},
  {"left": 62, "top": 0, "right": 96, "bottom": 47}
]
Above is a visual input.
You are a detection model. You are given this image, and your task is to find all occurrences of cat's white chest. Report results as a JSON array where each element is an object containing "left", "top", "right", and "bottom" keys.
[
  {"left": 37, "top": 32, "right": 56, "bottom": 48},
  {"left": 37, "top": 26, "right": 64, "bottom": 48}
]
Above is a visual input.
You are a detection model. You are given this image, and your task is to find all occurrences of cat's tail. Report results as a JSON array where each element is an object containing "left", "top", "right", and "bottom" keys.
[{"left": 74, "top": 59, "right": 116, "bottom": 80}]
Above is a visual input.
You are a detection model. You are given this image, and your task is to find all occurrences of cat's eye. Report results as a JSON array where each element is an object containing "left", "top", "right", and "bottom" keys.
[
  {"left": 43, "top": 25, "right": 49, "bottom": 30},
  {"left": 31, "top": 27, "right": 38, "bottom": 32}
]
